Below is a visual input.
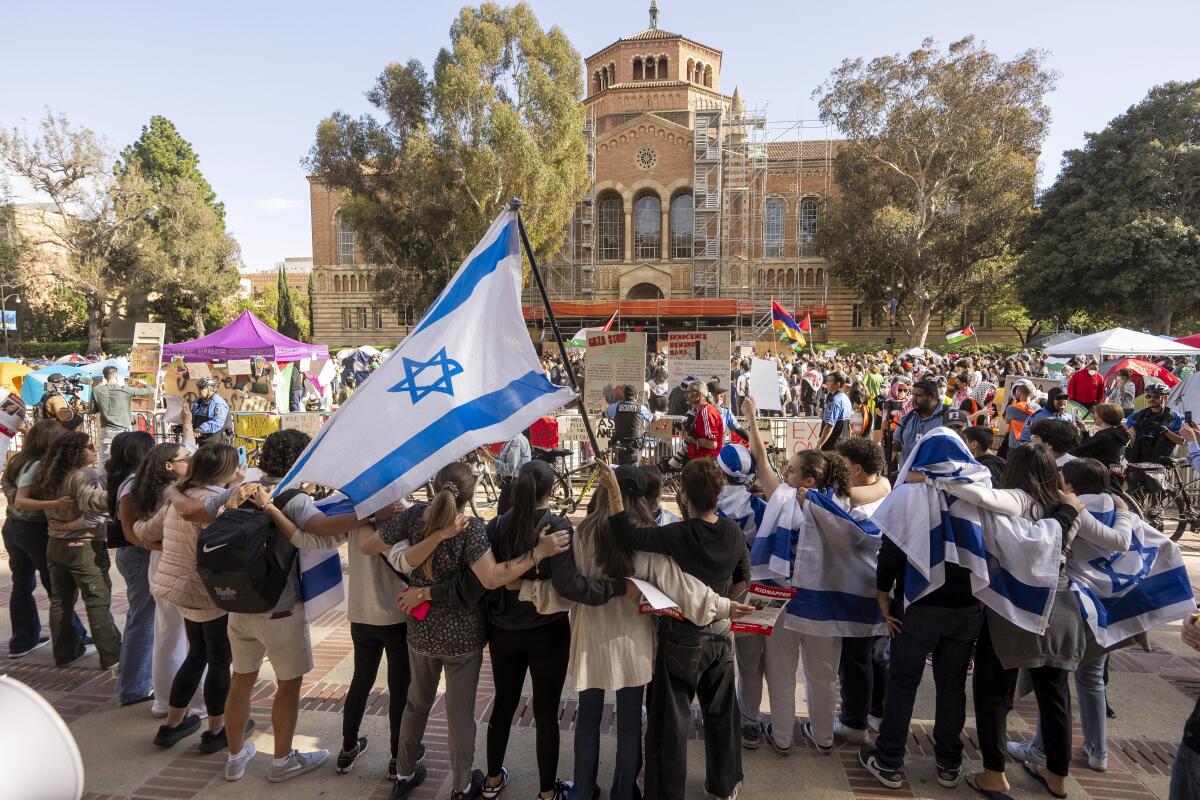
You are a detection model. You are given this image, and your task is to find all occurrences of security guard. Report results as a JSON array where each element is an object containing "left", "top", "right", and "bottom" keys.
[{"left": 604, "top": 385, "right": 652, "bottom": 465}]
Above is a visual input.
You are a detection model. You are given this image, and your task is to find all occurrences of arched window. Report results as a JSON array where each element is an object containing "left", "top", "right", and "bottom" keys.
[
  {"left": 593, "top": 71, "right": 601, "bottom": 94},
  {"left": 786, "top": 269, "right": 795, "bottom": 286},
  {"left": 633, "top": 58, "right": 643, "bottom": 81},
  {"left": 645, "top": 57, "right": 655, "bottom": 80},
  {"left": 694, "top": 62, "right": 703, "bottom": 83},
  {"left": 703, "top": 65, "right": 712, "bottom": 87},
  {"left": 670, "top": 193, "right": 693, "bottom": 259},
  {"left": 658, "top": 56, "right": 668, "bottom": 79},
  {"left": 634, "top": 193, "right": 661, "bottom": 260},
  {"left": 799, "top": 197, "right": 819, "bottom": 255},
  {"left": 598, "top": 194, "right": 624, "bottom": 261},
  {"left": 804, "top": 268, "right": 814, "bottom": 286},
  {"left": 317, "top": 273, "right": 327, "bottom": 292},
  {"left": 767, "top": 269, "right": 776, "bottom": 284},
  {"left": 763, "top": 198, "right": 784, "bottom": 258},
  {"left": 333, "top": 275, "right": 341, "bottom": 292},
  {"left": 757, "top": 269, "right": 765, "bottom": 284},
  {"left": 352, "top": 274, "right": 360, "bottom": 292},
  {"left": 816, "top": 268, "right": 824, "bottom": 284},
  {"left": 687, "top": 58, "right": 695, "bottom": 82},
  {"left": 336, "top": 212, "right": 356, "bottom": 265}
]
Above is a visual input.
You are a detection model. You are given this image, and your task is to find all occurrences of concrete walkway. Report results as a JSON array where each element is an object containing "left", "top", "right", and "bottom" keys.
[{"left": 2, "top": 515, "right": 1198, "bottom": 800}]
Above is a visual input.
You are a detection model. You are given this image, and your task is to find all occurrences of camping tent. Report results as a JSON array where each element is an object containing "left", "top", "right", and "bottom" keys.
[
  {"left": 20, "top": 365, "right": 94, "bottom": 406},
  {"left": 1168, "top": 372, "right": 1200, "bottom": 419},
  {"left": 902, "top": 346, "right": 943, "bottom": 361},
  {"left": 1103, "top": 358, "right": 1178, "bottom": 396},
  {"left": 0, "top": 362, "right": 32, "bottom": 396},
  {"left": 1044, "top": 328, "right": 1200, "bottom": 358},
  {"left": 1029, "top": 330, "right": 1081, "bottom": 349},
  {"left": 1174, "top": 332, "right": 1200, "bottom": 348},
  {"left": 162, "top": 311, "right": 329, "bottom": 363}
]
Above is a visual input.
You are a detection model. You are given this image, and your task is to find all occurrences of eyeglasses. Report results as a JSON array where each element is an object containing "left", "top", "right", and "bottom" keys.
[{"left": 169, "top": 456, "right": 191, "bottom": 463}]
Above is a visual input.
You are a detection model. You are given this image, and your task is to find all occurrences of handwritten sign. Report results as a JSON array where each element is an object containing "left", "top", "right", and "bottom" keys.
[
  {"left": 666, "top": 331, "right": 730, "bottom": 389},
  {"left": 585, "top": 331, "right": 647, "bottom": 413},
  {"left": 129, "top": 322, "right": 166, "bottom": 412},
  {"left": 227, "top": 359, "right": 252, "bottom": 376},
  {"left": 280, "top": 412, "right": 326, "bottom": 438},
  {"left": 164, "top": 362, "right": 281, "bottom": 413},
  {"left": 187, "top": 361, "right": 212, "bottom": 380},
  {"left": 647, "top": 417, "right": 674, "bottom": 442},
  {"left": 784, "top": 417, "right": 823, "bottom": 455},
  {"left": 557, "top": 415, "right": 589, "bottom": 442}
]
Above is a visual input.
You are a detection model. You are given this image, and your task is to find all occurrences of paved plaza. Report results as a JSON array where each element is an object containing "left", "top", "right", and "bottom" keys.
[{"left": 2, "top": 511, "right": 1198, "bottom": 800}]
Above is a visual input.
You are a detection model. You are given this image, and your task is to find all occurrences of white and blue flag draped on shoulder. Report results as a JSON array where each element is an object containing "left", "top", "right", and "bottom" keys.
[
  {"left": 717, "top": 485, "right": 766, "bottom": 546},
  {"left": 1068, "top": 494, "right": 1195, "bottom": 648},
  {"left": 277, "top": 210, "right": 575, "bottom": 518},
  {"left": 290, "top": 493, "right": 356, "bottom": 619},
  {"left": 872, "top": 427, "right": 1063, "bottom": 634},
  {"left": 749, "top": 485, "right": 886, "bottom": 637}
]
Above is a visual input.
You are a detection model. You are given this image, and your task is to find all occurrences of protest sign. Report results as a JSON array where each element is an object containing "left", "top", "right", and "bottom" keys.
[
  {"left": 129, "top": 322, "right": 165, "bottom": 413},
  {"left": 730, "top": 583, "right": 797, "bottom": 635},
  {"left": 748, "top": 357, "right": 781, "bottom": 412},
  {"left": 0, "top": 392, "right": 26, "bottom": 438},
  {"left": 784, "top": 417, "right": 824, "bottom": 455},
  {"left": 227, "top": 359, "right": 252, "bottom": 376},
  {"left": 557, "top": 415, "right": 588, "bottom": 442},
  {"left": 633, "top": 578, "right": 684, "bottom": 620},
  {"left": 647, "top": 417, "right": 674, "bottom": 442},
  {"left": 584, "top": 332, "right": 647, "bottom": 413},
  {"left": 164, "top": 361, "right": 281, "bottom": 413},
  {"left": 666, "top": 331, "right": 731, "bottom": 389},
  {"left": 280, "top": 412, "right": 326, "bottom": 437}
]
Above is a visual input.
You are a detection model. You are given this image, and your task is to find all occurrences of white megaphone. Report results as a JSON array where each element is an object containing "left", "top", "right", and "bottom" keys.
[{"left": 0, "top": 674, "right": 85, "bottom": 800}]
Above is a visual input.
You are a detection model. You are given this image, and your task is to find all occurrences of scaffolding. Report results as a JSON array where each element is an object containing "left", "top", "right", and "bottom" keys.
[
  {"left": 691, "top": 107, "right": 722, "bottom": 296},
  {"left": 532, "top": 109, "right": 597, "bottom": 305}
]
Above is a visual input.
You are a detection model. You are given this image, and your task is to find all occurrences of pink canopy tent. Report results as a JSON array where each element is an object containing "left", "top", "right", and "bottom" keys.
[
  {"left": 162, "top": 311, "right": 329, "bottom": 363},
  {"left": 1175, "top": 333, "right": 1200, "bottom": 348}
]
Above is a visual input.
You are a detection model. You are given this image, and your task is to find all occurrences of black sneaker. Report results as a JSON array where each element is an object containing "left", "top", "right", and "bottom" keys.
[
  {"left": 858, "top": 744, "right": 904, "bottom": 790},
  {"left": 800, "top": 721, "right": 830, "bottom": 755},
  {"left": 336, "top": 737, "right": 368, "bottom": 774},
  {"left": 764, "top": 722, "right": 793, "bottom": 756},
  {"left": 391, "top": 764, "right": 427, "bottom": 799},
  {"left": 450, "top": 769, "right": 486, "bottom": 800},
  {"left": 936, "top": 762, "right": 961, "bottom": 789},
  {"left": 153, "top": 714, "right": 201, "bottom": 748},
  {"left": 741, "top": 721, "right": 763, "bottom": 749},
  {"left": 549, "top": 779, "right": 573, "bottom": 799},
  {"left": 388, "top": 745, "right": 426, "bottom": 781},
  {"left": 8, "top": 636, "right": 50, "bottom": 659},
  {"left": 481, "top": 766, "right": 509, "bottom": 799},
  {"left": 198, "top": 718, "right": 254, "bottom": 754}
]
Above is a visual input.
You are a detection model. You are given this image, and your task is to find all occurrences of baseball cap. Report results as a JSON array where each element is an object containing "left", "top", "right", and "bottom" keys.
[
  {"left": 613, "top": 465, "right": 648, "bottom": 498},
  {"left": 944, "top": 408, "right": 969, "bottom": 429}
]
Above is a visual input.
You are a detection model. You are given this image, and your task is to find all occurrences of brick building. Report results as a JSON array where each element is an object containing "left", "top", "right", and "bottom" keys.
[
  {"left": 238, "top": 257, "right": 312, "bottom": 298},
  {"left": 309, "top": 2, "right": 1015, "bottom": 346}
]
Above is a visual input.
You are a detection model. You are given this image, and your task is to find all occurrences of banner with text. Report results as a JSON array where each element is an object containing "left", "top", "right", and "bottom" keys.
[
  {"left": 666, "top": 331, "right": 731, "bottom": 390},
  {"left": 585, "top": 331, "right": 647, "bottom": 413},
  {"left": 129, "top": 322, "right": 166, "bottom": 413}
]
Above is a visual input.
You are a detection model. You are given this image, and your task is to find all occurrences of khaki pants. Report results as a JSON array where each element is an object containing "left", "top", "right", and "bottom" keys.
[{"left": 46, "top": 538, "right": 122, "bottom": 667}]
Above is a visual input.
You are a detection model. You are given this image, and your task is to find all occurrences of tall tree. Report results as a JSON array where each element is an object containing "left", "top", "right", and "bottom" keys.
[
  {"left": 0, "top": 112, "right": 155, "bottom": 354},
  {"left": 1017, "top": 80, "right": 1200, "bottom": 334},
  {"left": 817, "top": 36, "right": 1055, "bottom": 345},
  {"left": 121, "top": 116, "right": 238, "bottom": 338},
  {"left": 307, "top": 2, "right": 588, "bottom": 312},
  {"left": 276, "top": 266, "right": 302, "bottom": 339}
]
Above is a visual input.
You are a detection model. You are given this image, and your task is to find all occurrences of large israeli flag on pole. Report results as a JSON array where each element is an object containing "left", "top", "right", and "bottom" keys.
[{"left": 277, "top": 209, "right": 575, "bottom": 518}]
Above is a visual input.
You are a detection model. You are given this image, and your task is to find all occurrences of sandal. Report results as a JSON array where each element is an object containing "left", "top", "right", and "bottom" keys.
[
  {"left": 966, "top": 773, "right": 1015, "bottom": 800},
  {"left": 1022, "top": 761, "right": 1068, "bottom": 799}
]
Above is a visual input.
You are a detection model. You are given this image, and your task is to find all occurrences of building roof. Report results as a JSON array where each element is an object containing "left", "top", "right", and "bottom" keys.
[
  {"left": 622, "top": 27, "right": 680, "bottom": 41},
  {"left": 766, "top": 140, "right": 849, "bottom": 161}
]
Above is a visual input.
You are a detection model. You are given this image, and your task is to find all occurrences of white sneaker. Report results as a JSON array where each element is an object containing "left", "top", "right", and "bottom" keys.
[
  {"left": 1006, "top": 739, "right": 1046, "bottom": 765},
  {"left": 225, "top": 742, "right": 256, "bottom": 781},
  {"left": 269, "top": 749, "right": 329, "bottom": 782},
  {"left": 832, "top": 720, "right": 870, "bottom": 744},
  {"left": 150, "top": 703, "right": 169, "bottom": 718},
  {"left": 1085, "top": 747, "right": 1108, "bottom": 772}
]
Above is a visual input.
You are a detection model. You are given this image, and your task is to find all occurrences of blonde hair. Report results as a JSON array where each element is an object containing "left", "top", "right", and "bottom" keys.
[{"left": 418, "top": 461, "right": 477, "bottom": 579}]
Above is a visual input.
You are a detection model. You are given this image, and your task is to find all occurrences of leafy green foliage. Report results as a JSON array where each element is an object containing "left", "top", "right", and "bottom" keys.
[
  {"left": 817, "top": 36, "right": 1055, "bottom": 346},
  {"left": 120, "top": 116, "right": 224, "bottom": 222},
  {"left": 276, "top": 266, "right": 302, "bottom": 340},
  {"left": 1017, "top": 80, "right": 1200, "bottom": 334},
  {"left": 307, "top": 2, "right": 588, "bottom": 313}
]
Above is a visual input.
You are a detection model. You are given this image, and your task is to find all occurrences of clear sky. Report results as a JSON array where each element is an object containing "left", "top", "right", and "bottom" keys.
[{"left": 3, "top": 0, "right": 1197, "bottom": 271}]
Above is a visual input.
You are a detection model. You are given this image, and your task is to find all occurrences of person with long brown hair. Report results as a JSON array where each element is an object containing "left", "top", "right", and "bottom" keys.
[
  {"left": 365, "top": 461, "right": 570, "bottom": 800},
  {"left": 1, "top": 420, "right": 87, "bottom": 658},
  {"left": 20, "top": 431, "right": 119, "bottom": 667}
]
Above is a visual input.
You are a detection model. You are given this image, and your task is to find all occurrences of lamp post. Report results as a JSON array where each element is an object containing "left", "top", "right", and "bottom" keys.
[{"left": 0, "top": 285, "right": 21, "bottom": 357}]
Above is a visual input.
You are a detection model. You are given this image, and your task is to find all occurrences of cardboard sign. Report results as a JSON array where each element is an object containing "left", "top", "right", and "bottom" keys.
[
  {"left": 280, "top": 412, "right": 325, "bottom": 438},
  {"left": 557, "top": 415, "right": 589, "bottom": 442},
  {"left": 187, "top": 361, "right": 212, "bottom": 380},
  {"left": 749, "top": 358, "right": 781, "bottom": 412},
  {"left": 647, "top": 417, "right": 674, "bottom": 442},
  {"left": 784, "top": 417, "right": 823, "bottom": 455},
  {"left": 233, "top": 412, "right": 280, "bottom": 440},
  {"left": 129, "top": 322, "right": 166, "bottom": 413},
  {"left": 666, "top": 331, "right": 731, "bottom": 390},
  {"left": 585, "top": 331, "right": 647, "bottom": 413},
  {"left": 0, "top": 392, "right": 26, "bottom": 439},
  {"left": 227, "top": 359, "right": 252, "bottom": 376}
]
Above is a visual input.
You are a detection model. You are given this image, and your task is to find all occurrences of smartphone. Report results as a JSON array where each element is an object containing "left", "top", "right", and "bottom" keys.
[
  {"left": 237, "top": 446, "right": 248, "bottom": 469},
  {"left": 401, "top": 588, "right": 431, "bottom": 620},
  {"left": 1186, "top": 411, "right": 1193, "bottom": 425}
]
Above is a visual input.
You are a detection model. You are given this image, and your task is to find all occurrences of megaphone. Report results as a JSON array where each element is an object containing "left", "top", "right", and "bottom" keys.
[{"left": 0, "top": 674, "right": 84, "bottom": 800}]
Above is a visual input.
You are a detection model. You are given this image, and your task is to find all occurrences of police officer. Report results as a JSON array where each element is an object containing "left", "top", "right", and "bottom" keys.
[
  {"left": 604, "top": 385, "right": 651, "bottom": 465},
  {"left": 191, "top": 377, "right": 231, "bottom": 445},
  {"left": 1125, "top": 383, "right": 1184, "bottom": 464}
]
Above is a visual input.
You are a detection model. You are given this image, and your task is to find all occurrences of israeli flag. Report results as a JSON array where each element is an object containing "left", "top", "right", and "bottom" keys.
[
  {"left": 751, "top": 485, "right": 886, "bottom": 637},
  {"left": 717, "top": 484, "right": 766, "bottom": 546},
  {"left": 278, "top": 210, "right": 574, "bottom": 517},
  {"left": 872, "top": 427, "right": 1062, "bottom": 634},
  {"left": 1068, "top": 494, "right": 1196, "bottom": 648}
]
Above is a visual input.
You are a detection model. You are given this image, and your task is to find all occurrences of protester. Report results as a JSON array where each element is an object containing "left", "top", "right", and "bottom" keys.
[
  {"left": 1000, "top": 379, "right": 1037, "bottom": 456},
  {"left": 1020, "top": 387, "right": 1084, "bottom": 444},
  {"left": 1067, "top": 361, "right": 1106, "bottom": 410},
  {"left": 494, "top": 431, "right": 532, "bottom": 515},
  {"left": 1106, "top": 368, "right": 1137, "bottom": 417},
  {"left": 1074, "top": 403, "right": 1132, "bottom": 468},
  {"left": 1029, "top": 418, "right": 1082, "bottom": 466},
  {"left": 817, "top": 371, "right": 852, "bottom": 450},
  {"left": 91, "top": 366, "right": 154, "bottom": 461},
  {"left": 641, "top": 464, "right": 680, "bottom": 526},
  {"left": 894, "top": 379, "right": 946, "bottom": 464},
  {"left": 960, "top": 426, "right": 1006, "bottom": 485},
  {"left": 608, "top": 458, "right": 750, "bottom": 800},
  {"left": 666, "top": 380, "right": 722, "bottom": 468}
]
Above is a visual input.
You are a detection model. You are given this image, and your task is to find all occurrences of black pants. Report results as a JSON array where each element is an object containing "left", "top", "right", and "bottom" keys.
[
  {"left": 839, "top": 635, "right": 888, "bottom": 728},
  {"left": 973, "top": 618, "right": 1072, "bottom": 777},
  {"left": 486, "top": 616, "right": 571, "bottom": 792},
  {"left": 645, "top": 621, "right": 741, "bottom": 800},
  {"left": 169, "top": 616, "right": 231, "bottom": 716},
  {"left": 875, "top": 604, "right": 983, "bottom": 770},
  {"left": 497, "top": 477, "right": 515, "bottom": 517},
  {"left": 344, "top": 622, "right": 410, "bottom": 756}
]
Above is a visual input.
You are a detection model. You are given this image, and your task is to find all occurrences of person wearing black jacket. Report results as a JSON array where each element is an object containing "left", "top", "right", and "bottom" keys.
[
  {"left": 482, "top": 460, "right": 626, "bottom": 800},
  {"left": 1073, "top": 403, "right": 1132, "bottom": 469},
  {"left": 605, "top": 458, "right": 750, "bottom": 800}
]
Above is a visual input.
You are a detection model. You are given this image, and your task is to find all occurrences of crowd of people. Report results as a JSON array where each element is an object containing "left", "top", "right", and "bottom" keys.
[{"left": 1, "top": 342, "right": 1198, "bottom": 800}]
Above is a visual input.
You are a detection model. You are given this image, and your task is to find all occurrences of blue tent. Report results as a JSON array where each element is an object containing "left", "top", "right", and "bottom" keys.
[
  {"left": 79, "top": 357, "right": 130, "bottom": 379},
  {"left": 20, "top": 365, "right": 94, "bottom": 406}
]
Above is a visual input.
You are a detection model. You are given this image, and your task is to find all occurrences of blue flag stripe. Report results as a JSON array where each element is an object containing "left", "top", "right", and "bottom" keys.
[
  {"left": 411, "top": 222, "right": 513, "bottom": 338},
  {"left": 300, "top": 555, "right": 343, "bottom": 601},
  {"left": 339, "top": 370, "right": 560, "bottom": 505},
  {"left": 787, "top": 587, "right": 884, "bottom": 624},
  {"left": 988, "top": 561, "right": 1051, "bottom": 613}
]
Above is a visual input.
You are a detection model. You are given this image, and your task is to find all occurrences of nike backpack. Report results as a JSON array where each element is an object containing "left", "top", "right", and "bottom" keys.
[{"left": 196, "top": 488, "right": 304, "bottom": 613}]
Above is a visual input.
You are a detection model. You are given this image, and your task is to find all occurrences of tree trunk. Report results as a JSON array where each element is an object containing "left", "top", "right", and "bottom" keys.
[
  {"left": 85, "top": 299, "right": 105, "bottom": 356},
  {"left": 192, "top": 302, "right": 206, "bottom": 338},
  {"left": 909, "top": 304, "right": 933, "bottom": 348},
  {"left": 1144, "top": 297, "right": 1173, "bottom": 335}
]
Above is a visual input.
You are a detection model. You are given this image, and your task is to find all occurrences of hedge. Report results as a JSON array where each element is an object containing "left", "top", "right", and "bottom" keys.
[{"left": 5, "top": 340, "right": 133, "bottom": 359}]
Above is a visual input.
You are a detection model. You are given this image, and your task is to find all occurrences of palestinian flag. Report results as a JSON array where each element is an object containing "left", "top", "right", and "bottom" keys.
[{"left": 945, "top": 323, "right": 974, "bottom": 344}]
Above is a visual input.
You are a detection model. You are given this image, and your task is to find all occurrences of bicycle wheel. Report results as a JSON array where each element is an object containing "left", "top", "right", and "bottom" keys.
[
  {"left": 549, "top": 473, "right": 576, "bottom": 515},
  {"left": 562, "top": 464, "right": 600, "bottom": 514}
]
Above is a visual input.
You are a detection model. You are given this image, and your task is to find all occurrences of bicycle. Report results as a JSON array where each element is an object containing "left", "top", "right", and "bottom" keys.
[{"left": 1122, "top": 457, "right": 1200, "bottom": 541}]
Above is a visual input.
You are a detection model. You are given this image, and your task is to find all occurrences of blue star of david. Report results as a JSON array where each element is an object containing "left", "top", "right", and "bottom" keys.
[
  {"left": 1088, "top": 532, "right": 1158, "bottom": 593},
  {"left": 388, "top": 347, "right": 464, "bottom": 404}
]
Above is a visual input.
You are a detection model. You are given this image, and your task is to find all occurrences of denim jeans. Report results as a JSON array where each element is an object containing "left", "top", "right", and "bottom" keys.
[
  {"left": 840, "top": 635, "right": 889, "bottom": 730},
  {"left": 1027, "top": 656, "right": 1108, "bottom": 761},
  {"left": 875, "top": 604, "right": 983, "bottom": 770},
  {"left": 1170, "top": 741, "right": 1200, "bottom": 800},
  {"left": 571, "top": 685, "right": 644, "bottom": 800},
  {"left": 4, "top": 518, "right": 87, "bottom": 652},
  {"left": 115, "top": 546, "right": 154, "bottom": 703}
]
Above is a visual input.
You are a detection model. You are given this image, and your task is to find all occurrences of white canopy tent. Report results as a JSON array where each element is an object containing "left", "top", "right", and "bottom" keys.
[{"left": 1043, "top": 327, "right": 1200, "bottom": 358}]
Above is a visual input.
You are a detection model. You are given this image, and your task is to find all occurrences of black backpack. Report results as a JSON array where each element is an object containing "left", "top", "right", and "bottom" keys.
[{"left": 196, "top": 488, "right": 304, "bottom": 613}]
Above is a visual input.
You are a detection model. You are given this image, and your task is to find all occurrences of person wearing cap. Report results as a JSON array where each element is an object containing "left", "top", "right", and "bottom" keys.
[
  {"left": 666, "top": 376, "right": 696, "bottom": 416},
  {"left": 1124, "top": 383, "right": 1184, "bottom": 464},
  {"left": 190, "top": 378, "right": 231, "bottom": 445},
  {"left": 707, "top": 379, "right": 749, "bottom": 443},
  {"left": 943, "top": 408, "right": 970, "bottom": 433},
  {"left": 1019, "top": 387, "right": 1084, "bottom": 445},
  {"left": 603, "top": 387, "right": 652, "bottom": 466}
]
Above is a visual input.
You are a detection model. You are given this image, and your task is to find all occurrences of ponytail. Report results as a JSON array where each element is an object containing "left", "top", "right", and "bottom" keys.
[
  {"left": 500, "top": 460, "right": 555, "bottom": 563},
  {"left": 794, "top": 449, "right": 852, "bottom": 498},
  {"left": 420, "top": 461, "right": 478, "bottom": 578}
]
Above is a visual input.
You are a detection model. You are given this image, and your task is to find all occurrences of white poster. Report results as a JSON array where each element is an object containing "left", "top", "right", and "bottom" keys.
[
  {"left": 226, "top": 359, "right": 252, "bottom": 376},
  {"left": 784, "top": 417, "right": 824, "bottom": 455},
  {"left": 666, "top": 331, "right": 731, "bottom": 389},
  {"left": 749, "top": 357, "right": 781, "bottom": 412},
  {"left": 280, "top": 412, "right": 326, "bottom": 438},
  {"left": 585, "top": 332, "right": 647, "bottom": 413},
  {"left": 0, "top": 392, "right": 26, "bottom": 439}
]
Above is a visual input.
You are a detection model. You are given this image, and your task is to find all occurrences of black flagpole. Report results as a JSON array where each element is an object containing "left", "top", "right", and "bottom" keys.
[{"left": 509, "top": 198, "right": 604, "bottom": 458}]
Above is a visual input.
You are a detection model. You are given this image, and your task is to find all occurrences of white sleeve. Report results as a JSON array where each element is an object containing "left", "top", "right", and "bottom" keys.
[
  {"left": 1074, "top": 509, "right": 1134, "bottom": 552},
  {"left": 934, "top": 480, "right": 1028, "bottom": 516}
]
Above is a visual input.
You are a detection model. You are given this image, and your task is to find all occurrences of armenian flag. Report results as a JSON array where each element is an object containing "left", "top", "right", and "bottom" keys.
[
  {"left": 945, "top": 323, "right": 974, "bottom": 344},
  {"left": 771, "top": 300, "right": 806, "bottom": 346}
]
